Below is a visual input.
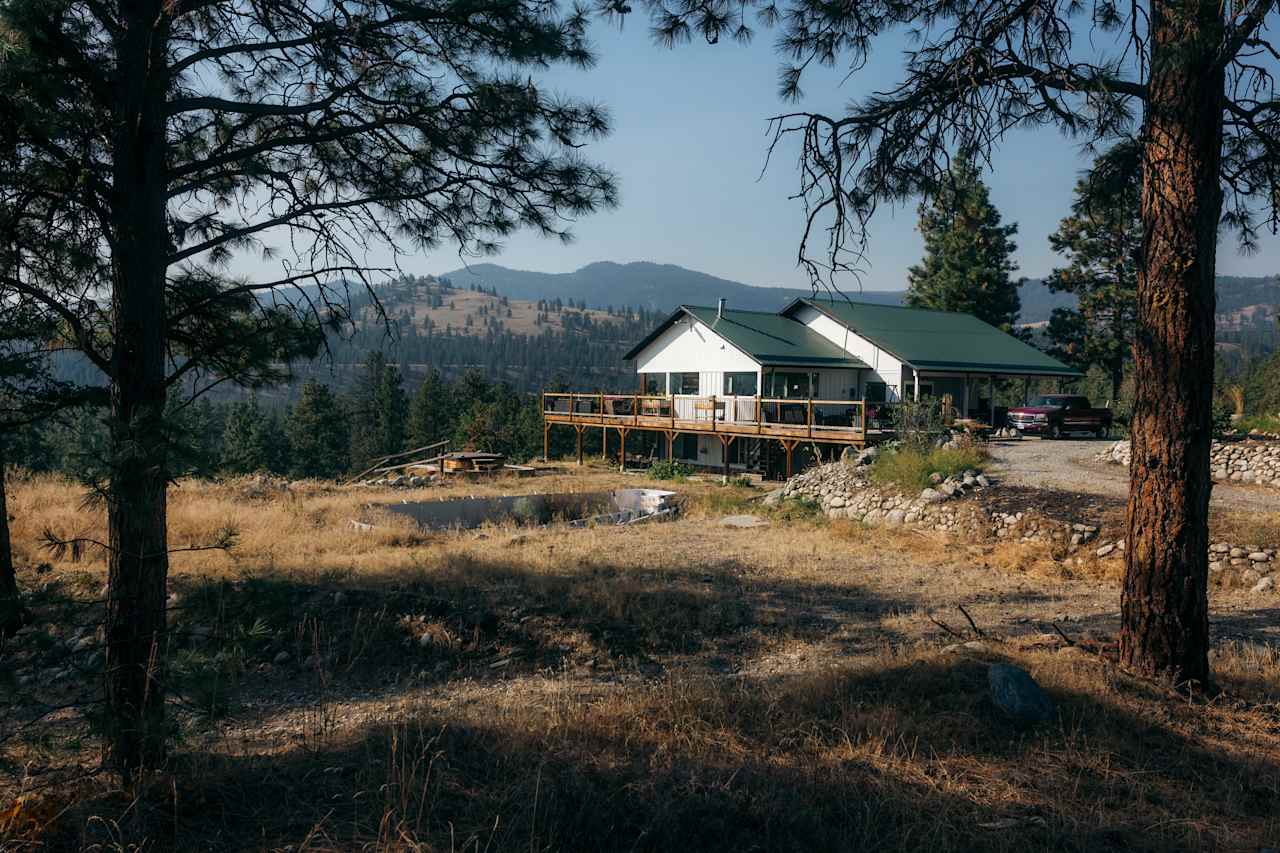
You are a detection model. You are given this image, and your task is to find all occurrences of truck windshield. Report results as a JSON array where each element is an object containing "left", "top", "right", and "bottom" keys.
[{"left": 1028, "top": 396, "right": 1072, "bottom": 407}]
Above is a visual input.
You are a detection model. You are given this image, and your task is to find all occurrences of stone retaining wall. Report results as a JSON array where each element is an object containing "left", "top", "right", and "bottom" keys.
[
  {"left": 1097, "top": 439, "right": 1280, "bottom": 488},
  {"left": 773, "top": 460, "right": 1276, "bottom": 595},
  {"left": 777, "top": 461, "right": 1097, "bottom": 545}
]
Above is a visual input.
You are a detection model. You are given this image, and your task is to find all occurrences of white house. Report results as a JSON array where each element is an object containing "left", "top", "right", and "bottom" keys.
[
  {"left": 622, "top": 301, "right": 870, "bottom": 468},
  {"left": 543, "top": 296, "right": 1080, "bottom": 474}
]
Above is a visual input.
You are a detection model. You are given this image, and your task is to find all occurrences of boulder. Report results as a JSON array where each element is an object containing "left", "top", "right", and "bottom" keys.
[
  {"left": 920, "top": 488, "right": 945, "bottom": 504},
  {"left": 988, "top": 664, "right": 1056, "bottom": 725}
]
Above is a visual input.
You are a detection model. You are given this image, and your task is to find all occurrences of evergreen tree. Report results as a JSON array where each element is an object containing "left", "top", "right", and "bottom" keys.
[
  {"left": 250, "top": 411, "right": 290, "bottom": 475},
  {"left": 221, "top": 399, "right": 266, "bottom": 474},
  {"left": 0, "top": 0, "right": 616, "bottom": 773},
  {"left": 286, "top": 381, "right": 350, "bottom": 479},
  {"left": 409, "top": 369, "right": 455, "bottom": 448},
  {"left": 349, "top": 352, "right": 409, "bottom": 466},
  {"left": 1046, "top": 144, "right": 1142, "bottom": 403},
  {"left": 166, "top": 394, "right": 224, "bottom": 477},
  {"left": 906, "top": 159, "right": 1021, "bottom": 332}
]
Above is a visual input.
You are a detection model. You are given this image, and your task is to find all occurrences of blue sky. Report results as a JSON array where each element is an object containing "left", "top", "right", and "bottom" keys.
[
  {"left": 432, "top": 21, "right": 1277, "bottom": 291},
  {"left": 417, "top": 19, "right": 1269, "bottom": 290}
]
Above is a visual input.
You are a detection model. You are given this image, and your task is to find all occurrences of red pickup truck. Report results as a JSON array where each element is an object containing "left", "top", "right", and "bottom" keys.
[{"left": 1007, "top": 395, "right": 1113, "bottom": 439}]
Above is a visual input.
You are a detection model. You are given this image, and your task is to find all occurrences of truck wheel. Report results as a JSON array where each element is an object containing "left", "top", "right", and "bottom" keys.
[{"left": 1049, "top": 423, "right": 1062, "bottom": 440}]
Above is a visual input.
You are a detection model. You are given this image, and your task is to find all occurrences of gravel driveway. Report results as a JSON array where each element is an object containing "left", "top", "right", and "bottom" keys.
[{"left": 987, "top": 437, "right": 1278, "bottom": 514}]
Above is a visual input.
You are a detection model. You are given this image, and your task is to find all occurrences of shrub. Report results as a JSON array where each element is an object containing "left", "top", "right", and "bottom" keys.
[
  {"left": 1237, "top": 413, "right": 1280, "bottom": 434},
  {"left": 648, "top": 459, "right": 693, "bottom": 481},
  {"left": 771, "top": 496, "right": 826, "bottom": 522},
  {"left": 869, "top": 445, "right": 987, "bottom": 492},
  {"left": 1211, "top": 401, "right": 1235, "bottom": 438}
]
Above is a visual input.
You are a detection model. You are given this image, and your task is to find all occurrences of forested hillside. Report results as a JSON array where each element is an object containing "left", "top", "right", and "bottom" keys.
[{"left": 441, "top": 260, "right": 1275, "bottom": 328}]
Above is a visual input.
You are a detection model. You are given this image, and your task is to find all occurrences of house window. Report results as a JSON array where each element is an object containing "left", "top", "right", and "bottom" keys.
[
  {"left": 640, "top": 373, "right": 665, "bottom": 395},
  {"left": 865, "top": 382, "right": 887, "bottom": 403},
  {"left": 669, "top": 373, "right": 700, "bottom": 395},
  {"left": 723, "top": 372, "right": 758, "bottom": 396},
  {"left": 767, "top": 371, "right": 818, "bottom": 398}
]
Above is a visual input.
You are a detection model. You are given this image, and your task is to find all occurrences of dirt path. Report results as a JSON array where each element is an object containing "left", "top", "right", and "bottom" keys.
[{"left": 986, "top": 437, "right": 1279, "bottom": 514}]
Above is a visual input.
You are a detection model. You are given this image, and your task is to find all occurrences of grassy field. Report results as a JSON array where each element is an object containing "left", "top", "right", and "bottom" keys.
[
  {"left": 363, "top": 287, "right": 625, "bottom": 338},
  {"left": 2, "top": 464, "right": 1279, "bottom": 851}
]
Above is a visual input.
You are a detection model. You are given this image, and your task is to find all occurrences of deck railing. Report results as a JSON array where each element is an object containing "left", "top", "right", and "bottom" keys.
[{"left": 541, "top": 392, "right": 880, "bottom": 436}]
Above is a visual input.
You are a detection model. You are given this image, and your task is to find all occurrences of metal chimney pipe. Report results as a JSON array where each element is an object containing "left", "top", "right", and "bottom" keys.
[{"left": 717, "top": 298, "right": 726, "bottom": 321}]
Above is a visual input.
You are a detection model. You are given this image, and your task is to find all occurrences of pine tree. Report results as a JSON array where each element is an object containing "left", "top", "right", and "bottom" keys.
[
  {"left": 1046, "top": 144, "right": 1142, "bottom": 403},
  {"left": 221, "top": 399, "right": 265, "bottom": 474},
  {"left": 250, "top": 411, "right": 290, "bottom": 475},
  {"left": 906, "top": 159, "right": 1021, "bottom": 332},
  {"left": 286, "top": 381, "right": 350, "bottom": 479},
  {"left": 349, "top": 352, "right": 409, "bottom": 467},
  {"left": 409, "top": 369, "right": 455, "bottom": 448}
]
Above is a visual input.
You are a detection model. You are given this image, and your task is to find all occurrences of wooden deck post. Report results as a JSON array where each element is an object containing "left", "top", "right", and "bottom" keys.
[
  {"left": 542, "top": 421, "right": 549, "bottom": 462},
  {"left": 664, "top": 430, "right": 676, "bottom": 461},
  {"left": 575, "top": 425, "right": 584, "bottom": 466},
  {"left": 618, "top": 428, "right": 628, "bottom": 473},
  {"left": 602, "top": 424, "right": 607, "bottom": 460},
  {"left": 718, "top": 434, "right": 736, "bottom": 482},
  {"left": 780, "top": 439, "right": 797, "bottom": 479},
  {"left": 807, "top": 399, "right": 813, "bottom": 438}
]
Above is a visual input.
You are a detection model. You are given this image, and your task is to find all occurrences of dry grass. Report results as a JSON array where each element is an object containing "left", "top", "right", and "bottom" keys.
[
  {"left": 1212, "top": 509, "right": 1280, "bottom": 550},
  {"left": 2, "top": 465, "right": 1279, "bottom": 851},
  {"left": 365, "top": 287, "right": 623, "bottom": 338}
]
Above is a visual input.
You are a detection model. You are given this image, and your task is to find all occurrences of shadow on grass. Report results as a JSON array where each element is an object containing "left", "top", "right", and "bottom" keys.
[{"left": 42, "top": 654, "right": 1280, "bottom": 852}]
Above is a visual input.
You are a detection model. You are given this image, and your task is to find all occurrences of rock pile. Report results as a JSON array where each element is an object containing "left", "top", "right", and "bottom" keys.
[
  {"left": 773, "top": 461, "right": 1278, "bottom": 591},
  {"left": 1208, "top": 543, "right": 1276, "bottom": 593},
  {"left": 779, "top": 461, "right": 991, "bottom": 533},
  {"left": 1033, "top": 533, "right": 1276, "bottom": 595},
  {"left": 1098, "top": 439, "right": 1280, "bottom": 488}
]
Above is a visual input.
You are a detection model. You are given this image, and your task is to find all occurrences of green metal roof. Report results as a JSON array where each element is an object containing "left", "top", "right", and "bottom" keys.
[
  {"left": 624, "top": 306, "right": 869, "bottom": 368},
  {"left": 790, "top": 298, "right": 1082, "bottom": 376}
]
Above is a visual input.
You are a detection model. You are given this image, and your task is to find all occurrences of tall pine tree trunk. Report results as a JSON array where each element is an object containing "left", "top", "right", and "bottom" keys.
[
  {"left": 104, "top": 0, "right": 172, "bottom": 776},
  {"left": 0, "top": 442, "right": 24, "bottom": 638},
  {"left": 1120, "top": 0, "right": 1223, "bottom": 685}
]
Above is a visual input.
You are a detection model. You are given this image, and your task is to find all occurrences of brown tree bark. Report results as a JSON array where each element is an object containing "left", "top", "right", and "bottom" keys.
[
  {"left": 103, "top": 0, "right": 173, "bottom": 777},
  {"left": 1121, "top": 0, "right": 1223, "bottom": 686},
  {"left": 0, "top": 442, "right": 25, "bottom": 639}
]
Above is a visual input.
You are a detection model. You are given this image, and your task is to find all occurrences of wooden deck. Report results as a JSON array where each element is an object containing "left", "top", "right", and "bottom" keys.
[{"left": 542, "top": 392, "right": 894, "bottom": 475}]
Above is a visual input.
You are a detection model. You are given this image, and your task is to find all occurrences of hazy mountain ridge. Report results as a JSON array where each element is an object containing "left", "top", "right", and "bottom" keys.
[{"left": 438, "top": 261, "right": 1277, "bottom": 326}]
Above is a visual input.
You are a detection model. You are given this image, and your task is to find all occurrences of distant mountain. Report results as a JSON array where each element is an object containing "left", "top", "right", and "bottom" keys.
[
  {"left": 437, "top": 261, "right": 903, "bottom": 314},
  {"left": 436, "top": 260, "right": 1275, "bottom": 326}
]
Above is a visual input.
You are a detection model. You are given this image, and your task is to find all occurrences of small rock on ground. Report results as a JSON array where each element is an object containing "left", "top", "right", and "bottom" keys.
[{"left": 988, "top": 663, "right": 1056, "bottom": 725}]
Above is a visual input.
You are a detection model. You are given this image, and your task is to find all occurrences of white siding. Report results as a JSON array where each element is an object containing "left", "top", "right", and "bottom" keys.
[
  {"left": 815, "top": 368, "right": 858, "bottom": 400},
  {"left": 632, "top": 316, "right": 760, "bottom": 403},
  {"left": 791, "top": 304, "right": 905, "bottom": 401}
]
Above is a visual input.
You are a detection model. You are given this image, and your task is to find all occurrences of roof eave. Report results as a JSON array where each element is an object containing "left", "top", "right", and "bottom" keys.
[{"left": 905, "top": 361, "right": 1082, "bottom": 377}]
